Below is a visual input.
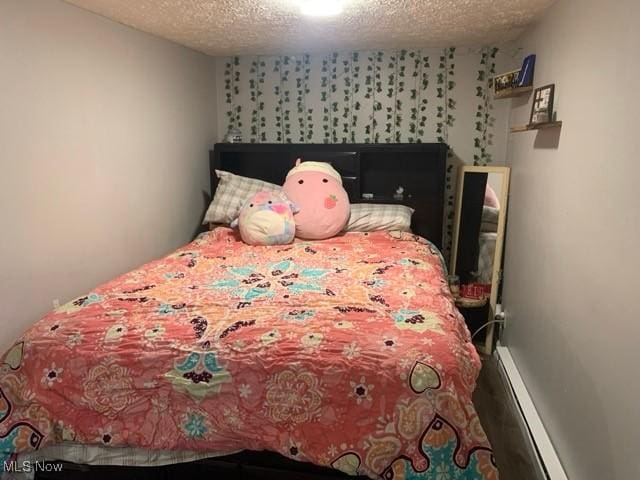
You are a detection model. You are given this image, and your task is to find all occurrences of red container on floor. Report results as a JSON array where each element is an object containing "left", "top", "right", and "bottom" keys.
[{"left": 460, "top": 283, "right": 491, "bottom": 299}]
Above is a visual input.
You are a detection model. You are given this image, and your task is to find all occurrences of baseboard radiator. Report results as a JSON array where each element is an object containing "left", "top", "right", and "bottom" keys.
[{"left": 495, "top": 345, "right": 569, "bottom": 480}]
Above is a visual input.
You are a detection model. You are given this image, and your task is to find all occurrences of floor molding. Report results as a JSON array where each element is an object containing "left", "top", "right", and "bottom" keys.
[{"left": 495, "top": 345, "right": 568, "bottom": 480}]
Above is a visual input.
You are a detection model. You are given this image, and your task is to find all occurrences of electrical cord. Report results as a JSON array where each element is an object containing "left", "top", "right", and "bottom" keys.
[{"left": 471, "top": 319, "right": 505, "bottom": 340}]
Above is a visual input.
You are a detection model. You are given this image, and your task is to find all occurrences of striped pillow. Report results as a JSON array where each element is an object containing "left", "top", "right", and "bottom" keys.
[
  {"left": 346, "top": 203, "right": 414, "bottom": 232},
  {"left": 203, "top": 170, "right": 281, "bottom": 225}
]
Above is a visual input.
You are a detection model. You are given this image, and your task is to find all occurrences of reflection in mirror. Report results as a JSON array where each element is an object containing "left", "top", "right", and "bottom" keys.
[
  {"left": 450, "top": 166, "right": 510, "bottom": 354},
  {"left": 456, "top": 172, "right": 502, "bottom": 284}
]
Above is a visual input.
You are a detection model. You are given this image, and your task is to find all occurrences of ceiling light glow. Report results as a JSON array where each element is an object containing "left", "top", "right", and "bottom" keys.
[{"left": 299, "top": 0, "right": 344, "bottom": 17}]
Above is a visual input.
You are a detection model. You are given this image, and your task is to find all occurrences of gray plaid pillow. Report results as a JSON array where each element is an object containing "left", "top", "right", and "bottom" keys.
[
  {"left": 346, "top": 203, "right": 414, "bottom": 232},
  {"left": 203, "top": 170, "right": 281, "bottom": 225}
]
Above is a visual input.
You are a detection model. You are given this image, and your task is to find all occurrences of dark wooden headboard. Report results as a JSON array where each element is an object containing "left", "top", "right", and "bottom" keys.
[{"left": 210, "top": 143, "right": 448, "bottom": 249}]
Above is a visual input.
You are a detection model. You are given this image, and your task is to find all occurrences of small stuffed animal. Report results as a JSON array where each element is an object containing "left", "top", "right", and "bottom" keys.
[
  {"left": 282, "top": 160, "right": 350, "bottom": 240},
  {"left": 231, "top": 191, "right": 297, "bottom": 246}
]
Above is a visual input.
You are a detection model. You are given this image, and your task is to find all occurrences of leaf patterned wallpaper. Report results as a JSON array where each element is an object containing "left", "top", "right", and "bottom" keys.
[{"left": 216, "top": 47, "right": 516, "bottom": 255}]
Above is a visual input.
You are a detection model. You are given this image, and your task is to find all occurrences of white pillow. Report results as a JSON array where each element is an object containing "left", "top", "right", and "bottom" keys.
[{"left": 346, "top": 204, "right": 414, "bottom": 232}]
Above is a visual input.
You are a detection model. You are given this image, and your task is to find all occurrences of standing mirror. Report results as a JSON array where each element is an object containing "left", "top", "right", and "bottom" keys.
[{"left": 450, "top": 166, "right": 510, "bottom": 354}]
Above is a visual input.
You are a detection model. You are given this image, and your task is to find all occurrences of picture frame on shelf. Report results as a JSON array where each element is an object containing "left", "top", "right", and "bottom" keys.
[
  {"left": 493, "top": 69, "right": 520, "bottom": 96},
  {"left": 529, "top": 84, "right": 555, "bottom": 126}
]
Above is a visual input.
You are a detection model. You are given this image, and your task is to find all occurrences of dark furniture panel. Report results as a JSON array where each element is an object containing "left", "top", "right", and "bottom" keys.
[
  {"left": 455, "top": 172, "right": 487, "bottom": 283},
  {"left": 358, "top": 151, "right": 445, "bottom": 246},
  {"left": 211, "top": 143, "right": 447, "bottom": 248}
]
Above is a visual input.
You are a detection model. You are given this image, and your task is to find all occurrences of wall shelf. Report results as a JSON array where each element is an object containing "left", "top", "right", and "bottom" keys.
[
  {"left": 510, "top": 121, "right": 562, "bottom": 133},
  {"left": 494, "top": 86, "right": 533, "bottom": 99}
]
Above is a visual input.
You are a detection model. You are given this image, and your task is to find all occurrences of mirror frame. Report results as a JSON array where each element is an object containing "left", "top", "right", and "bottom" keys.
[{"left": 450, "top": 165, "right": 510, "bottom": 354}]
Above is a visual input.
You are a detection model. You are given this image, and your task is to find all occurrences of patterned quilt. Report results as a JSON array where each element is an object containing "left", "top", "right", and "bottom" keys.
[{"left": 0, "top": 228, "right": 497, "bottom": 479}]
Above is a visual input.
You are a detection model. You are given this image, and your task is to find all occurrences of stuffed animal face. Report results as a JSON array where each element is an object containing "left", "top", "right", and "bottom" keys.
[
  {"left": 282, "top": 161, "right": 350, "bottom": 240},
  {"left": 232, "top": 191, "right": 296, "bottom": 245}
]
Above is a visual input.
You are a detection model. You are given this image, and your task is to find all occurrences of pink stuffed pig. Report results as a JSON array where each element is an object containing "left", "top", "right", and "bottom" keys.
[{"left": 282, "top": 160, "right": 350, "bottom": 240}]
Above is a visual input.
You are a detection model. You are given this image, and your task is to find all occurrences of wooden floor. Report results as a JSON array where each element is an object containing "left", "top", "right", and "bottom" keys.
[
  {"left": 37, "top": 354, "right": 540, "bottom": 480},
  {"left": 473, "top": 354, "right": 541, "bottom": 480}
]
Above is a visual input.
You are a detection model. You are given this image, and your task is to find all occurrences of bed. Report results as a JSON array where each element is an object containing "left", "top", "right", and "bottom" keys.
[{"left": 0, "top": 143, "right": 498, "bottom": 479}]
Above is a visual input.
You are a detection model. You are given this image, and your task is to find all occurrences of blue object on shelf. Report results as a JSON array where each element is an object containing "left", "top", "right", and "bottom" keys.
[{"left": 516, "top": 54, "right": 536, "bottom": 87}]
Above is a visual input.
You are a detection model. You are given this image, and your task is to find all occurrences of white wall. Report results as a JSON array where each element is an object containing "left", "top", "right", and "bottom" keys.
[
  {"left": 503, "top": 0, "right": 640, "bottom": 478},
  {"left": 0, "top": 0, "right": 217, "bottom": 350}
]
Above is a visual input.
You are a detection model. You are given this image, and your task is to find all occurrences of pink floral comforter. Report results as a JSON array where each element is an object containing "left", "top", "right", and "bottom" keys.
[{"left": 0, "top": 228, "right": 497, "bottom": 479}]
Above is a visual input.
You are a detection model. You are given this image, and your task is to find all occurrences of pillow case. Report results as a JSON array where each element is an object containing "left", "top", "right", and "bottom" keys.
[
  {"left": 346, "top": 203, "right": 414, "bottom": 232},
  {"left": 203, "top": 170, "right": 280, "bottom": 225}
]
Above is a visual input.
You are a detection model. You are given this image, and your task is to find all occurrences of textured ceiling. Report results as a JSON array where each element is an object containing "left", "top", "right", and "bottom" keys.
[{"left": 64, "top": 0, "right": 555, "bottom": 56}]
